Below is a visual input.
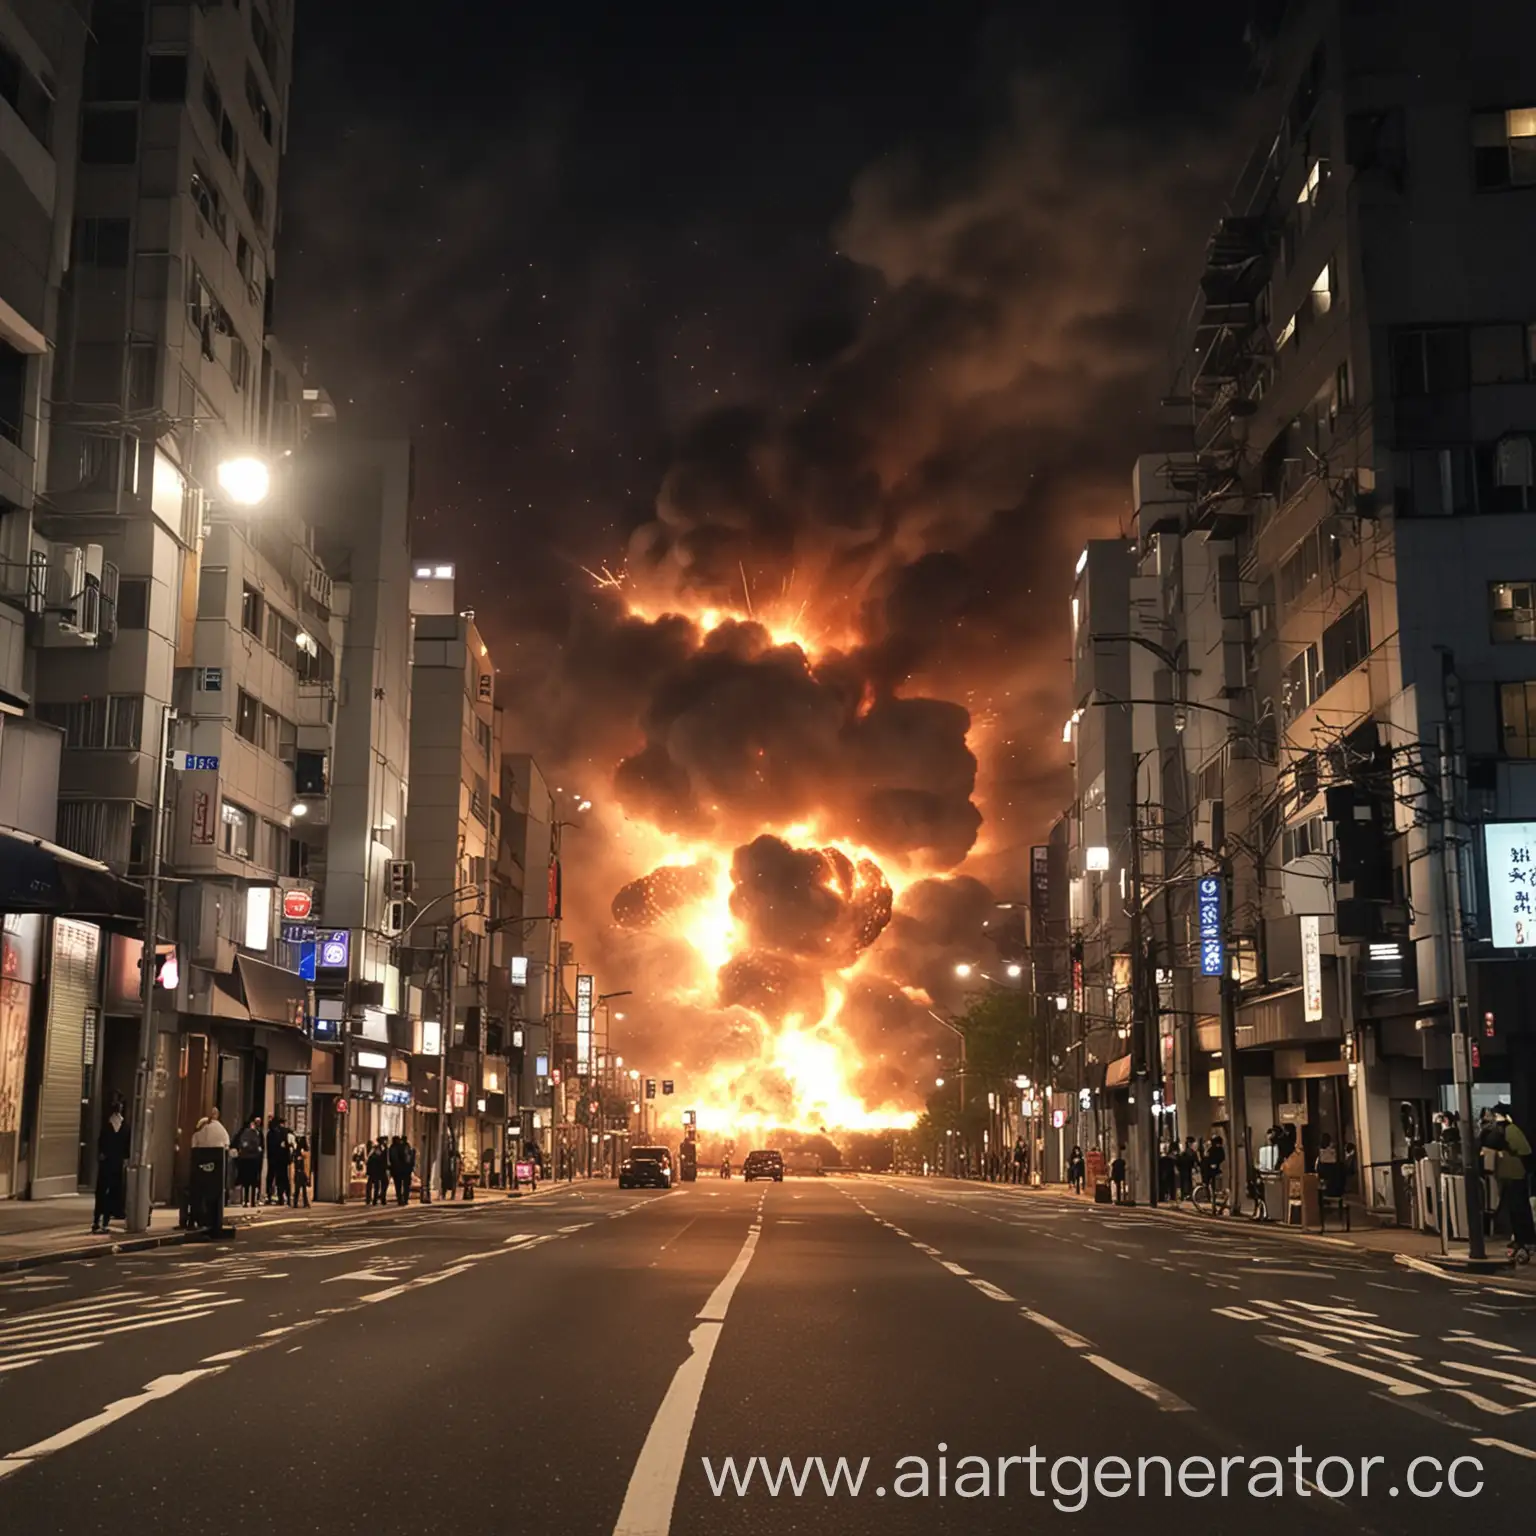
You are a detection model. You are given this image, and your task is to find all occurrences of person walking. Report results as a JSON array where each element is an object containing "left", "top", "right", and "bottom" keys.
[
  {"left": 1067, "top": 1144, "right": 1086, "bottom": 1195},
  {"left": 1207, "top": 1132, "right": 1227, "bottom": 1196},
  {"left": 291, "top": 1135, "right": 311, "bottom": 1209},
  {"left": 266, "top": 1115, "right": 292, "bottom": 1206},
  {"left": 1012, "top": 1138, "right": 1026, "bottom": 1185},
  {"left": 1158, "top": 1140, "right": 1176, "bottom": 1204},
  {"left": 92, "top": 1097, "right": 131, "bottom": 1233},
  {"left": 1484, "top": 1105, "right": 1536, "bottom": 1255},
  {"left": 236, "top": 1113, "right": 264, "bottom": 1207},
  {"left": 1110, "top": 1146, "right": 1127, "bottom": 1205},
  {"left": 441, "top": 1136, "right": 460, "bottom": 1200},
  {"left": 388, "top": 1135, "right": 411, "bottom": 1206},
  {"left": 1176, "top": 1137, "right": 1197, "bottom": 1202}
]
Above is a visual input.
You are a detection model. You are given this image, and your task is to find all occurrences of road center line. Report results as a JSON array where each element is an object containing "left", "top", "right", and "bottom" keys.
[{"left": 1083, "top": 1355, "right": 1194, "bottom": 1412}]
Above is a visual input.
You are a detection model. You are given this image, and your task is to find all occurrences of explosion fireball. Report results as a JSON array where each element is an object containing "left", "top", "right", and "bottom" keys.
[{"left": 602, "top": 585, "right": 982, "bottom": 1141}]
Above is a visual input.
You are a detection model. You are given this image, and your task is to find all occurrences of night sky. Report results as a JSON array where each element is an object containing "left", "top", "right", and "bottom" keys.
[{"left": 278, "top": 0, "right": 1254, "bottom": 877}]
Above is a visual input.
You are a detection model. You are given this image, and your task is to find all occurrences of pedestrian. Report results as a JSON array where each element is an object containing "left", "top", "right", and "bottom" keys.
[
  {"left": 92, "top": 1097, "right": 131, "bottom": 1233},
  {"left": 1484, "top": 1105, "right": 1536, "bottom": 1255},
  {"left": 292, "top": 1135, "right": 311, "bottom": 1209},
  {"left": 1207, "top": 1131, "right": 1227, "bottom": 1194},
  {"left": 1158, "top": 1140, "right": 1176, "bottom": 1203},
  {"left": 1110, "top": 1146, "right": 1127, "bottom": 1204},
  {"left": 366, "top": 1139, "right": 388, "bottom": 1205},
  {"left": 266, "top": 1114, "right": 292, "bottom": 1206},
  {"left": 236, "top": 1113, "right": 264, "bottom": 1206},
  {"left": 388, "top": 1135, "right": 411, "bottom": 1205},
  {"left": 1176, "top": 1137, "right": 1197, "bottom": 1201},
  {"left": 441, "top": 1136, "right": 460, "bottom": 1200},
  {"left": 1067, "top": 1144, "right": 1085, "bottom": 1194}
]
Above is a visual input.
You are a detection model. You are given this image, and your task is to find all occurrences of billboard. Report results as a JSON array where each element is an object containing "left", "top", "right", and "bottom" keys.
[
  {"left": 576, "top": 973, "right": 594, "bottom": 1072},
  {"left": 1485, "top": 822, "right": 1536, "bottom": 948}
]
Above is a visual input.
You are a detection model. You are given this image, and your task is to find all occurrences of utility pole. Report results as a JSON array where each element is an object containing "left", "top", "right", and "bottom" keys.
[
  {"left": 126, "top": 705, "right": 174, "bottom": 1233},
  {"left": 1217, "top": 852, "right": 1247, "bottom": 1218},
  {"left": 1439, "top": 675, "right": 1485, "bottom": 1258},
  {"left": 1128, "top": 770, "right": 1156, "bottom": 1205}
]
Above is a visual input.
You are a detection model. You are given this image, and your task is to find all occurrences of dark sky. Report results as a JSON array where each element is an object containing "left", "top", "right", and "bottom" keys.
[{"left": 277, "top": 0, "right": 1255, "bottom": 870}]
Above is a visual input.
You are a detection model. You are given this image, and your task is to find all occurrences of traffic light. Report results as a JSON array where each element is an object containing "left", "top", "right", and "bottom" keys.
[
  {"left": 645, "top": 1078, "right": 656, "bottom": 1100},
  {"left": 662, "top": 1079, "right": 674, "bottom": 1096},
  {"left": 683, "top": 1109, "right": 696, "bottom": 1128}
]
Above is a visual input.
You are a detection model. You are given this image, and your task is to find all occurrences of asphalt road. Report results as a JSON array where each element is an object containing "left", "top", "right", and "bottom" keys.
[{"left": 0, "top": 1175, "right": 1533, "bottom": 1534}]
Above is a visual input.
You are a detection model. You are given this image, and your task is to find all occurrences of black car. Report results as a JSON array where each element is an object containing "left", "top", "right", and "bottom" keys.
[
  {"left": 742, "top": 1149, "right": 784, "bottom": 1183},
  {"left": 619, "top": 1146, "right": 673, "bottom": 1189}
]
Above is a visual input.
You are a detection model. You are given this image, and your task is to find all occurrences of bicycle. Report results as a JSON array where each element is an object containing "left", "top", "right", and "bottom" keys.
[{"left": 1191, "top": 1177, "right": 1228, "bottom": 1216}]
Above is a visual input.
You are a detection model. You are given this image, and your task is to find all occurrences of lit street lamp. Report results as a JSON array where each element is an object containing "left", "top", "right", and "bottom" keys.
[{"left": 216, "top": 455, "right": 271, "bottom": 506}]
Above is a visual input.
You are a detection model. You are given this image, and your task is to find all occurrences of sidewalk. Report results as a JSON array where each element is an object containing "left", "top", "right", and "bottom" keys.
[
  {"left": 897, "top": 1176, "right": 1536, "bottom": 1289},
  {"left": 0, "top": 1180, "right": 567, "bottom": 1273}
]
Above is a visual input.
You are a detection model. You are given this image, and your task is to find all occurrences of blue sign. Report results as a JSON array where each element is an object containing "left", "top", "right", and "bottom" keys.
[
  {"left": 310, "top": 1007, "right": 339, "bottom": 1040},
  {"left": 173, "top": 752, "right": 220, "bottom": 772},
  {"left": 299, "top": 942, "right": 316, "bottom": 982},
  {"left": 281, "top": 922, "right": 317, "bottom": 945},
  {"left": 1198, "top": 874, "right": 1224, "bottom": 976},
  {"left": 318, "top": 929, "right": 350, "bottom": 970}
]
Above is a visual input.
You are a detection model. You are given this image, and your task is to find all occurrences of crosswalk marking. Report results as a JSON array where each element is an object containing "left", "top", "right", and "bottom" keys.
[{"left": 0, "top": 1289, "right": 241, "bottom": 1376}]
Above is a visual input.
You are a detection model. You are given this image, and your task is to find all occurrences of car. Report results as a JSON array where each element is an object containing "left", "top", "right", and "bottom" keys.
[
  {"left": 742, "top": 1149, "right": 784, "bottom": 1183},
  {"left": 619, "top": 1146, "right": 673, "bottom": 1189}
]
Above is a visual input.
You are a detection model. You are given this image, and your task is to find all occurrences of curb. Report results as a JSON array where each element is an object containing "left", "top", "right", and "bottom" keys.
[
  {"left": 1393, "top": 1251, "right": 1536, "bottom": 1289},
  {"left": 0, "top": 1180, "right": 574, "bottom": 1274}
]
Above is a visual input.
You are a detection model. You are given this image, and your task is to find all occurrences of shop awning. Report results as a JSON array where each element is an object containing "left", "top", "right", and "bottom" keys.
[
  {"left": 1104, "top": 1054, "right": 1132, "bottom": 1089},
  {"left": 235, "top": 954, "right": 308, "bottom": 1029},
  {"left": 0, "top": 825, "right": 144, "bottom": 919}
]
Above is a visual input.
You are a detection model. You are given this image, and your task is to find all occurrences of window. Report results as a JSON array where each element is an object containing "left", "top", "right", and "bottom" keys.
[
  {"left": 197, "top": 565, "right": 228, "bottom": 620},
  {"left": 1310, "top": 260, "right": 1334, "bottom": 319},
  {"left": 80, "top": 107, "right": 138, "bottom": 165},
  {"left": 84, "top": 5, "right": 143, "bottom": 100},
  {"left": 1390, "top": 327, "right": 1467, "bottom": 396},
  {"left": 115, "top": 578, "right": 149, "bottom": 629},
  {"left": 245, "top": 64, "right": 273, "bottom": 142},
  {"left": 0, "top": 34, "right": 53, "bottom": 146},
  {"left": 0, "top": 342, "right": 24, "bottom": 448},
  {"left": 1282, "top": 813, "right": 1330, "bottom": 864},
  {"left": 36, "top": 696, "right": 141, "bottom": 750},
  {"left": 202, "top": 68, "right": 222, "bottom": 125},
  {"left": 259, "top": 704, "right": 280, "bottom": 755},
  {"left": 1298, "top": 158, "right": 1327, "bottom": 210},
  {"left": 294, "top": 749, "right": 326, "bottom": 796},
  {"left": 73, "top": 217, "right": 132, "bottom": 269},
  {"left": 1321, "top": 596, "right": 1370, "bottom": 686},
  {"left": 1335, "top": 359, "right": 1352, "bottom": 411},
  {"left": 1394, "top": 447, "right": 1475, "bottom": 516},
  {"left": 471, "top": 773, "right": 488, "bottom": 824},
  {"left": 1492, "top": 581, "right": 1536, "bottom": 643},
  {"left": 265, "top": 820, "right": 290, "bottom": 875},
  {"left": 1476, "top": 437, "right": 1536, "bottom": 513},
  {"left": 1275, "top": 312, "right": 1297, "bottom": 350},
  {"left": 1473, "top": 108, "right": 1536, "bottom": 190},
  {"left": 229, "top": 336, "right": 250, "bottom": 391},
  {"left": 250, "top": 6, "right": 278, "bottom": 78},
  {"left": 287, "top": 838, "right": 314, "bottom": 879},
  {"left": 219, "top": 109, "right": 239, "bottom": 167},
  {"left": 1499, "top": 682, "right": 1536, "bottom": 758},
  {"left": 189, "top": 169, "right": 227, "bottom": 239},
  {"left": 146, "top": 53, "right": 188, "bottom": 102},
  {"left": 241, "top": 583, "right": 263, "bottom": 635},
  {"left": 221, "top": 801, "right": 254, "bottom": 858},
  {"left": 297, "top": 636, "right": 333, "bottom": 686},
  {"left": 236, "top": 233, "right": 254, "bottom": 282},
  {"left": 243, "top": 163, "right": 267, "bottom": 227},
  {"left": 1282, "top": 643, "right": 1323, "bottom": 724},
  {"left": 272, "top": 613, "right": 298, "bottom": 669},
  {"left": 1280, "top": 530, "right": 1321, "bottom": 608},
  {"left": 236, "top": 689, "right": 260, "bottom": 745}
]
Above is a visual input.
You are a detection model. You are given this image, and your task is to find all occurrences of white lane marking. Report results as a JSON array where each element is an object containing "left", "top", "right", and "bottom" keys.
[
  {"left": 503, "top": 1233, "right": 537, "bottom": 1246},
  {"left": 1213, "top": 1306, "right": 1266, "bottom": 1321},
  {"left": 969, "top": 1279, "right": 1013, "bottom": 1302},
  {"left": 323, "top": 1270, "right": 403, "bottom": 1285},
  {"left": 698, "top": 1227, "right": 761, "bottom": 1323},
  {"left": 614, "top": 1226, "right": 761, "bottom": 1536},
  {"left": 0, "top": 1290, "right": 224, "bottom": 1339},
  {"left": 940, "top": 1261, "right": 972, "bottom": 1277},
  {"left": 1444, "top": 1334, "right": 1519, "bottom": 1352},
  {"left": 199, "top": 1348, "right": 251, "bottom": 1363},
  {"left": 1082, "top": 1355, "right": 1193, "bottom": 1412},
  {"left": 1395, "top": 1254, "right": 1464, "bottom": 1283},
  {"left": 0, "top": 1368, "right": 222, "bottom": 1483},
  {"left": 1270, "top": 1335, "right": 1429, "bottom": 1396},
  {"left": 1020, "top": 1310, "right": 1091, "bottom": 1350},
  {"left": 1446, "top": 1361, "right": 1536, "bottom": 1393},
  {"left": 1474, "top": 1437, "right": 1536, "bottom": 1460}
]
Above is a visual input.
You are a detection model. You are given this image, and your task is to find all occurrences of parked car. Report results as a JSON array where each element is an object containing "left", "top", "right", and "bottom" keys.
[
  {"left": 619, "top": 1146, "right": 674, "bottom": 1189},
  {"left": 742, "top": 1149, "right": 784, "bottom": 1183}
]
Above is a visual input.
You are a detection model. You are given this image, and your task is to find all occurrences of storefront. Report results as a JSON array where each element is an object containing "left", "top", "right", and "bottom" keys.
[{"left": 0, "top": 915, "right": 42, "bottom": 1199}]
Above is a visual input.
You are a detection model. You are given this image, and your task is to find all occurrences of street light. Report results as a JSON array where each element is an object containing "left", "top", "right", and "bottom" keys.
[
  {"left": 1006, "top": 963, "right": 1023, "bottom": 979},
  {"left": 216, "top": 455, "right": 271, "bottom": 506},
  {"left": 954, "top": 962, "right": 973, "bottom": 979}
]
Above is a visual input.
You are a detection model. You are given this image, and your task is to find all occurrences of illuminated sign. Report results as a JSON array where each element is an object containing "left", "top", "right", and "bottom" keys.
[
  {"left": 244, "top": 886, "right": 273, "bottom": 951},
  {"left": 510, "top": 955, "right": 528, "bottom": 987},
  {"left": 382, "top": 1085, "right": 412, "bottom": 1106},
  {"left": 1301, "top": 914, "right": 1323, "bottom": 1021},
  {"left": 1085, "top": 846, "right": 1110, "bottom": 872},
  {"left": 576, "top": 973, "right": 594, "bottom": 1072},
  {"left": 283, "top": 889, "right": 314, "bottom": 921},
  {"left": 355, "top": 1049, "right": 388, "bottom": 1071},
  {"left": 1198, "top": 875, "right": 1224, "bottom": 977},
  {"left": 421, "top": 1019, "right": 442, "bottom": 1056},
  {"left": 1485, "top": 822, "right": 1536, "bottom": 948},
  {"left": 449, "top": 1078, "right": 468, "bottom": 1110},
  {"left": 318, "top": 930, "right": 350, "bottom": 969}
]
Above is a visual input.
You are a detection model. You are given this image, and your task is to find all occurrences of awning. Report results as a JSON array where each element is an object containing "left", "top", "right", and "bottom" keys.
[
  {"left": 0, "top": 825, "right": 144, "bottom": 919},
  {"left": 235, "top": 954, "right": 308, "bottom": 1029},
  {"left": 1104, "top": 1054, "right": 1133, "bottom": 1089}
]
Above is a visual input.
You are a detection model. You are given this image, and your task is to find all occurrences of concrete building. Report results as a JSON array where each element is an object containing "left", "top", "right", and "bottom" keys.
[
  {"left": 1062, "top": 0, "right": 1536, "bottom": 1214},
  {"left": 405, "top": 572, "right": 510, "bottom": 1189}
]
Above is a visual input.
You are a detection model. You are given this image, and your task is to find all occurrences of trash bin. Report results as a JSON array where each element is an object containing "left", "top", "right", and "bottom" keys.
[
  {"left": 1093, "top": 1179, "right": 1112, "bottom": 1204},
  {"left": 188, "top": 1148, "right": 231, "bottom": 1239}
]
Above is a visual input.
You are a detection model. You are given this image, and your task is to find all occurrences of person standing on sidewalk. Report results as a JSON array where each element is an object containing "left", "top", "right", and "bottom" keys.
[
  {"left": 1111, "top": 1147, "right": 1127, "bottom": 1204},
  {"left": 1067, "top": 1145, "right": 1086, "bottom": 1194},
  {"left": 236, "top": 1114, "right": 264, "bottom": 1207},
  {"left": 1207, "top": 1132, "right": 1227, "bottom": 1197},
  {"left": 1176, "top": 1137, "right": 1197, "bottom": 1203},
  {"left": 266, "top": 1115, "right": 292, "bottom": 1206},
  {"left": 441, "top": 1136, "right": 460, "bottom": 1200},
  {"left": 365, "top": 1139, "right": 388, "bottom": 1205},
  {"left": 92, "top": 1097, "right": 130, "bottom": 1233},
  {"left": 292, "top": 1135, "right": 311, "bottom": 1209},
  {"left": 1484, "top": 1105, "right": 1536, "bottom": 1255},
  {"left": 387, "top": 1135, "right": 411, "bottom": 1205}
]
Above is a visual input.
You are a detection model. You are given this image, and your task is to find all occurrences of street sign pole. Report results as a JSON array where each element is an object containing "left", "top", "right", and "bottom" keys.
[{"left": 127, "top": 705, "right": 176, "bottom": 1232}]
